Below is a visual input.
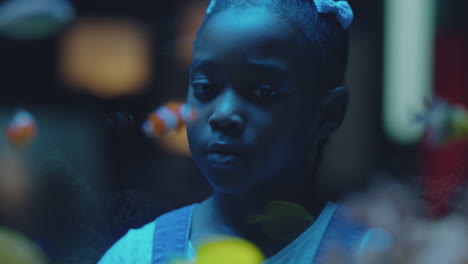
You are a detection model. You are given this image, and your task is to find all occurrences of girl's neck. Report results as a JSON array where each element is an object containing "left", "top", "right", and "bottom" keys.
[{"left": 191, "top": 176, "right": 326, "bottom": 258}]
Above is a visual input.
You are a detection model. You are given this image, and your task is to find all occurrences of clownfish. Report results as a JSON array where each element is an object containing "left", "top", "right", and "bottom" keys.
[
  {"left": 419, "top": 98, "right": 468, "bottom": 147},
  {"left": 142, "top": 102, "right": 198, "bottom": 138},
  {"left": 5, "top": 110, "right": 37, "bottom": 147}
]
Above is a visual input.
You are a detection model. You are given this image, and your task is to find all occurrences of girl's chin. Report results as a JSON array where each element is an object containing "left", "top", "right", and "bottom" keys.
[{"left": 204, "top": 175, "right": 254, "bottom": 194}]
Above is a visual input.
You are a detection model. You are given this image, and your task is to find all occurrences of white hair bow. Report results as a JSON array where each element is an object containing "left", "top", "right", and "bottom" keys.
[{"left": 314, "top": 0, "right": 354, "bottom": 29}]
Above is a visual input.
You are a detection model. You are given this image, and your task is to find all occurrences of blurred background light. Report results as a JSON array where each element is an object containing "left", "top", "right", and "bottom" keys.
[
  {"left": 383, "top": 0, "right": 437, "bottom": 144},
  {"left": 0, "top": 0, "right": 74, "bottom": 39},
  {"left": 59, "top": 17, "right": 153, "bottom": 99},
  {"left": 0, "top": 150, "right": 31, "bottom": 226},
  {"left": 176, "top": 0, "right": 209, "bottom": 66}
]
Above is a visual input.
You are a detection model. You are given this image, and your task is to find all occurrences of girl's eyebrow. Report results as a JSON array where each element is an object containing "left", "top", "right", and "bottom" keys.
[
  {"left": 190, "top": 58, "right": 217, "bottom": 69},
  {"left": 190, "top": 58, "right": 289, "bottom": 74},
  {"left": 245, "top": 59, "right": 290, "bottom": 74}
]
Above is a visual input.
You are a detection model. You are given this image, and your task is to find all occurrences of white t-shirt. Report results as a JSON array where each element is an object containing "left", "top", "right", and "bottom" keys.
[{"left": 98, "top": 202, "right": 391, "bottom": 264}]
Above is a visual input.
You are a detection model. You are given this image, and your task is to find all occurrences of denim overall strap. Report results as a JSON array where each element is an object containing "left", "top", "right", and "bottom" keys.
[
  {"left": 152, "top": 204, "right": 197, "bottom": 264},
  {"left": 313, "top": 205, "right": 367, "bottom": 264}
]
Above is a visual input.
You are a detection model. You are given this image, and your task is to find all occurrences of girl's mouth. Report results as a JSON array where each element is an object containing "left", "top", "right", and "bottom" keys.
[
  {"left": 205, "top": 142, "right": 246, "bottom": 167},
  {"left": 205, "top": 152, "right": 245, "bottom": 167}
]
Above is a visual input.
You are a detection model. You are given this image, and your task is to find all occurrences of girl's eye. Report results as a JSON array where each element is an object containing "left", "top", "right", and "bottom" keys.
[
  {"left": 192, "top": 80, "right": 217, "bottom": 100},
  {"left": 249, "top": 85, "right": 279, "bottom": 99}
]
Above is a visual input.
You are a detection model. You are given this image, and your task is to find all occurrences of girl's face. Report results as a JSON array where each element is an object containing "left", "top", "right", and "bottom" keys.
[{"left": 187, "top": 8, "right": 327, "bottom": 194}]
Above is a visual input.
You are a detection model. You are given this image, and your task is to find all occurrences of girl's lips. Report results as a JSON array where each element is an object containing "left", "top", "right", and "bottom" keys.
[
  {"left": 204, "top": 142, "right": 246, "bottom": 167},
  {"left": 205, "top": 142, "right": 244, "bottom": 156},
  {"left": 205, "top": 152, "right": 245, "bottom": 167}
]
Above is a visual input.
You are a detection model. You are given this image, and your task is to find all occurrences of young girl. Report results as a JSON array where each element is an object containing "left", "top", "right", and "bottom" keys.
[{"left": 98, "top": 0, "right": 388, "bottom": 263}]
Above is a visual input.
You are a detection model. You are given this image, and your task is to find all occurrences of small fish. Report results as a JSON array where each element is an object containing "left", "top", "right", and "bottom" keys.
[
  {"left": 172, "top": 236, "right": 265, "bottom": 264},
  {"left": 247, "top": 201, "right": 315, "bottom": 242},
  {"left": 418, "top": 97, "right": 468, "bottom": 147},
  {"left": 5, "top": 110, "right": 37, "bottom": 147},
  {"left": 0, "top": 0, "right": 75, "bottom": 40},
  {"left": 142, "top": 102, "right": 198, "bottom": 137},
  {"left": 0, "top": 227, "right": 48, "bottom": 264}
]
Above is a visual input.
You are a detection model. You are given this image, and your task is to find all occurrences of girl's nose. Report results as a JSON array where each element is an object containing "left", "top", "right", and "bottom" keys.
[{"left": 208, "top": 90, "right": 245, "bottom": 135}]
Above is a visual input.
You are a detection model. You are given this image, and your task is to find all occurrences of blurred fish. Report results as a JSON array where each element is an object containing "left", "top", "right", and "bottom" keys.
[
  {"left": 0, "top": 227, "right": 48, "bottom": 264},
  {"left": 196, "top": 237, "right": 264, "bottom": 264},
  {"left": 172, "top": 236, "right": 264, "bottom": 264},
  {"left": 247, "top": 201, "right": 315, "bottom": 242},
  {"left": 0, "top": 0, "right": 74, "bottom": 39},
  {"left": 5, "top": 109, "right": 37, "bottom": 148},
  {"left": 142, "top": 102, "right": 198, "bottom": 138},
  {"left": 418, "top": 97, "right": 468, "bottom": 147}
]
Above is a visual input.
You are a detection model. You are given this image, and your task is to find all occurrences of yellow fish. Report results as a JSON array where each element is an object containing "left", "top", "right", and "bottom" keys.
[
  {"left": 172, "top": 236, "right": 264, "bottom": 264},
  {"left": 0, "top": 227, "right": 48, "bottom": 264}
]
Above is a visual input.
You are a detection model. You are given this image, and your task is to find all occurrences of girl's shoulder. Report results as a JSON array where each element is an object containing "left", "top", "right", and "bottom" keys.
[
  {"left": 97, "top": 220, "right": 156, "bottom": 263},
  {"left": 97, "top": 204, "right": 197, "bottom": 264}
]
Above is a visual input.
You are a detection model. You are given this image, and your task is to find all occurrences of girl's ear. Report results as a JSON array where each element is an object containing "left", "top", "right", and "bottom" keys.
[{"left": 318, "top": 86, "right": 349, "bottom": 139}]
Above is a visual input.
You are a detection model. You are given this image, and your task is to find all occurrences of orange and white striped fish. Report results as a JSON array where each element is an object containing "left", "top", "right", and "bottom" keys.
[
  {"left": 5, "top": 110, "right": 37, "bottom": 147},
  {"left": 142, "top": 102, "right": 198, "bottom": 137}
]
